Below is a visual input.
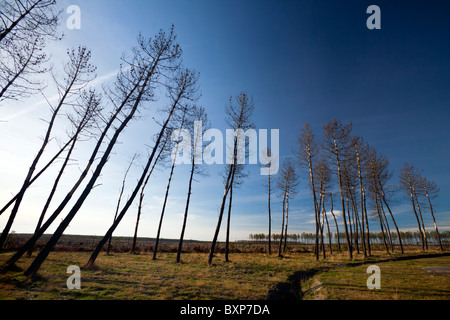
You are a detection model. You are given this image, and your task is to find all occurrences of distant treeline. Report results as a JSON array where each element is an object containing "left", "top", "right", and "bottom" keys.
[{"left": 248, "top": 231, "right": 450, "bottom": 246}]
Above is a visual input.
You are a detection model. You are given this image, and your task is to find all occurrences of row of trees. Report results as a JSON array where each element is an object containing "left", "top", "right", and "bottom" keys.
[
  {"left": 262, "top": 119, "right": 444, "bottom": 260},
  {"left": 0, "top": 0, "right": 271, "bottom": 274},
  {"left": 248, "top": 231, "right": 450, "bottom": 246},
  {"left": 1, "top": 0, "right": 235, "bottom": 276},
  {"left": 0, "top": 1, "right": 446, "bottom": 279}
]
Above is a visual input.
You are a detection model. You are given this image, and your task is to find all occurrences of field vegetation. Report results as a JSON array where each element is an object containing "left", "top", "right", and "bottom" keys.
[{"left": 1, "top": 238, "right": 448, "bottom": 300}]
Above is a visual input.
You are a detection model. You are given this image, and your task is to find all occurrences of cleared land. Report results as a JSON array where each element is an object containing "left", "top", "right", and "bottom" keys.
[{"left": 0, "top": 241, "right": 449, "bottom": 300}]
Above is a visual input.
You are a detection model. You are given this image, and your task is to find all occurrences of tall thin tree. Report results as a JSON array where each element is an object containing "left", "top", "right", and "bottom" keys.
[
  {"left": 0, "top": 47, "right": 96, "bottom": 249},
  {"left": 208, "top": 92, "right": 255, "bottom": 266},
  {"left": 322, "top": 119, "right": 353, "bottom": 259}
]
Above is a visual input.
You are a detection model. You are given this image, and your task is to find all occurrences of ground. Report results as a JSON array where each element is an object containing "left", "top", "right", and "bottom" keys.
[{"left": 0, "top": 247, "right": 449, "bottom": 300}]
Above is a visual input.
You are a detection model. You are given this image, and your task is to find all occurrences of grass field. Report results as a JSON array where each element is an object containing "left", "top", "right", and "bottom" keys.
[{"left": 0, "top": 245, "right": 449, "bottom": 300}]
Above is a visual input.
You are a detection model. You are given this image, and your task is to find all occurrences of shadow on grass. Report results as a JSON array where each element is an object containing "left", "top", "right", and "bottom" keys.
[{"left": 267, "top": 252, "right": 450, "bottom": 300}]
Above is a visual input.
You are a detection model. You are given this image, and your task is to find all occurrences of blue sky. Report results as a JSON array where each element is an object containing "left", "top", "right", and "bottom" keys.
[{"left": 1, "top": 0, "right": 449, "bottom": 241}]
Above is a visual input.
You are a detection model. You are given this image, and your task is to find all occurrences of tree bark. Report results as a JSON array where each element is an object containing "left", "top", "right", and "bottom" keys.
[
  {"left": 334, "top": 142, "right": 353, "bottom": 259},
  {"left": 225, "top": 184, "right": 233, "bottom": 262},
  {"left": 24, "top": 62, "right": 157, "bottom": 276},
  {"left": 413, "top": 186, "right": 428, "bottom": 251},
  {"left": 176, "top": 155, "right": 196, "bottom": 263},
  {"left": 423, "top": 185, "right": 443, "bottom": 251}
]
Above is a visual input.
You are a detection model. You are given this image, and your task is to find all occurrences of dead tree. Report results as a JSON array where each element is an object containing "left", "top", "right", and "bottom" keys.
[
  {"left": 374, "top": 153, "right": 404, "bottom": 254},
  {"left": 0, "top": 0, "right": 61, "bottom": 102},
  {"left": 176, "top": 106, "right": 209, "bottom": 263},
  {"left": 315, "top": 156, "right": 331, "bottom": 258},
  {"left": 152, "top": 107, "right": 189, "bottom": 260},
  {"left": 0, "top": 0, "right": 60, "bottom": 43},
  {"left": 0, "top": 129, "right": 76, "bottom": 218},
  {"left": 399, "top": 163, "right": 426, "bottom": 251},
  {"left": 366, "top": 146, "right": 390, "bottom": 253},
  {"left": 351, "top": 136, "right": 369, "bottom": 256},
  {"left": 262, "top": 147, "right": 276, "bottom": 255},
  {"left": 297, "top": 122, "right": 321, "bottom": 260},
  {"left": 108, "top": 153, "right": 138, "bottom": 255},
  {"left": 329, "top": 193, "right": 341, "bottom": 252},
  {"left": 411, "top": 175, "right": 428, "bottom": 251},
  {"left": 208, "top": 92, "right": 255, "bottom": 266},
  {"left": 322, "top": 119, "right": 353, "bottom": 259},
  {"left": 0, "top": 36, "right": 49, "bottom": 102},
  {"left": 420, "top": 176, "right": 443, "bottom": 251},
  {"left": 85, "top": 66, "right": 200, "bottom": 269},
  {"left": 277, "top": 157, "right": 299, "bottom": 257},
  {"left": 131, "top": 130, "right": 172, "bottom": 254},
  {"left": 0, "top": 47, "right": 96, "bottom": 250},
  {"left": 28, "top": 89, "right": 103, "bottom": 256},
  {"left": 23, "top": 27, "right": 187, "bottom": 276}
]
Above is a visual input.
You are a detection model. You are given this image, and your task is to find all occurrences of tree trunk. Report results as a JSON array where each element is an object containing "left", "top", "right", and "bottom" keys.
[
  {"left": 152, "top": 156, "right": 177, "bottom": 260},
  {"left": 329, "top": 194, "right": 341, "bottom": 252},
  {"left": 354, "top": 144, "right": 368, "bottom": 257},
  {"left": 413, "top": 187, "right": 428, "bottom": 251},
  {"left": 0, "top": 75, "right": 75, "bottom": 249},
  {"left": 225, "top": 184, "right": 233, "bottom": 262},
  {"left": 324, "top": 204, "right": 333, "bottom": 254},
  {"left": 24, "top": 68, "right": 155, "bottom": 276},
  {"left": 307, "top": 152, "right": 320, "bottom": 261},
  {"left": 278, "top": 191, "right": 287, "bottom": 258},
  {"left": 283, "top": 187, "right": 290, "bottom": 254},
  {"left": 0, "top": 136, "right": 75, "bottom": 217},
  {"left": 27, "top": 135, "right": 78, "bottom": 257},
  {"left": 267, "top": 173, "right": 272, "bottom": 255},
  {"left": 334, "top": 140, "right": 352, "bottom": 259},
  {"left": 176, "top": 157, "right": 196, "bottom": 263},
  {"left": 208, "top": 136, "right": 238, "bottom": 266},
  {"left": 86, "top": 92, "right": 181, "bottom": 269},
  {"left": 423, "top": 186, "right": 443, "bottom": 251}
]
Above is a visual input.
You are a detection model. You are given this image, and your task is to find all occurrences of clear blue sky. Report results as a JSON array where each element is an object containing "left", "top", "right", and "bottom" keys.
[{"left": 1, "top": 0, "right": 449, "bottom": 241}]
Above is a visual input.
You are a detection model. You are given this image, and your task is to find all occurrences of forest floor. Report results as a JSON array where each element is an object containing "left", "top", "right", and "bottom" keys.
[{"left": 0, "top": 243, "right": 449, "bottom": 300}]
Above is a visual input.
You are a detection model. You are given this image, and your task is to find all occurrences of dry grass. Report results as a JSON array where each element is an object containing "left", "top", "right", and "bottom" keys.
[
  {"left": 0, "top": 251, "right": 319, "bottom": 300},
  {"left": 1, "top": 248, "right": 449, "bottom": 300},
  {"left": 309, "top": 254, "right": 450, "bottom": 300}
]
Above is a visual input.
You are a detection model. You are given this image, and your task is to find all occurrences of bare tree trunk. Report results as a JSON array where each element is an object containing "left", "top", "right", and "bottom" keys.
[
  {"left": 0, "top": 66, "right": 79, "bottom": 249},
  {"left": 320, "top": 195, "right": 326, "bottom": 259},
  {"left": 208, "top": 137, "right": 238, "bottom": 266},
  {"left": 324, "top": 204, "right": 333, "bottom": 254},
  {"left": 374, "top": 191, "right": 389, "bottom": 253},
  {"left": 379, "top": 198, "right": 394, "bottom": 252},
  {"left": 0, "top": 136, "right": 75, "bottom": 217},
  {"left": 413, "top": 187, "right": 428, "bottom": 251},
  {"left": 24, "top": 61, "right": 160, "bottom": 276},
  {"left": 423, "top": 185, "right": 443, "bottom": 251},
  {"left": 109, "top": 155, "right": 136, "bottom": 255},
  {"left": 380, "top": 194, "right": 403, "bottom": 253},
  {"left": 4, "top": 90, "right": 129, "bottom": 269},
  {"left": 225, "top": 184, "right": 233, "bottom": 262},
  {"left": 267, "top": 173, "right": 272, "bottom": 255},
  {"left": 152, "top": 156, "right": 177, "bottom": 260},
  {"left": 283, "top": 186, "right": 290, "bottom": 254},
  {"left": 278, "top": 191, "right": 287, "bottom": 258},
  {"left": 346, "top": 194, "right": 354, "bottom": 252},
  {"left": 334, "top": 147, "right": 353, "bottom": 259},
  {"left": 329, "top": 194, "right": 341, "bottom": 252},
  {"left": 27, "top": 137, "right": 77, "bottom": 257},
  {"left": 353, "top": 140, "right": 368, "bottom": 257},
  {"left": 86, "top": 81, "right": 188, "bottom": 268},
  {"left": 176, "top": 156, "right": 196, "bottom": 263},
  {"left": 132, "top": 137, "right": 168, "bottom": 254},
  {"left": 208, "top": 167, "right": 233, "bottom": 266}
]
